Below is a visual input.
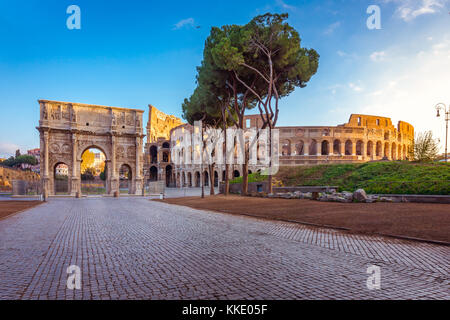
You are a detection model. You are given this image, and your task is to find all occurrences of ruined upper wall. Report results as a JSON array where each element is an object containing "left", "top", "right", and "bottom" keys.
[
  {"left": 38, "top": 100, "right": 144, "bottom": 136},
  {"left": 344, "top": 114, "right": 414, "bottom": 139},
  {"left": 146, "top": 105, "right": 184, "bottom": 144}
]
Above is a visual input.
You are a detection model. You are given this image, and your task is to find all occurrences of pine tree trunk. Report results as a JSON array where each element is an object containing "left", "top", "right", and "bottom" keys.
[
  {"left": 224, "top": 163, "right": 229, "bottom": 195},
  {"left": 268, "top": 126, "right": 273, "bottom": 194},
  {"left": 209, "top": 164, "right": 215, "bottom": 195},
  {"left": 242, "top": 151, "right": 249, "bottom": 196}
]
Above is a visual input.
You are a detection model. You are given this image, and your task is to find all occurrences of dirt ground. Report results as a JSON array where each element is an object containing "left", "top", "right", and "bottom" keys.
[
  {"left": 158, "top": 195, "right": 450, "bottom": 243},
  {"left": 0, "top": 201, "right": 43, "bottom": 220}
]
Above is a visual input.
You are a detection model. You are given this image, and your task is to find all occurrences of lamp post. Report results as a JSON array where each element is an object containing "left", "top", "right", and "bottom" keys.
[{"left": 435, "top": 103, "right": 449, "bottom": 163}]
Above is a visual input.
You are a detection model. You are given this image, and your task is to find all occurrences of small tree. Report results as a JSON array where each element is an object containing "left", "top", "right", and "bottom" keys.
[
  {"left": 411, "top": 131, "right": 439, "bottom": 162},
  {"left": 81, "top": 167, "right": 96, "bottom": 180},
  {"left": 15, "top": 155, "right": 38, "bottom": 166},
  {"left": 100, "top": 168, "right": 106, "bottom": 181},
  {"left": 1, "top": 156, "right": 17, "bottom": 167}
]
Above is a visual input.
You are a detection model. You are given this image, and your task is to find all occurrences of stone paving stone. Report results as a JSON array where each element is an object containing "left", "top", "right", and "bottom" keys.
[{"left": 0, "top": 198, "right": 448, "bottom": 300}]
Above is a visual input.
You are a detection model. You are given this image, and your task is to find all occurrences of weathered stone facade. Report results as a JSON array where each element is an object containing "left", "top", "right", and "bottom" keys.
[
  {"left": 37, "top": 100, "right": 144, "bottom": 196},
  {"left": 144, "top": 113, "right": 414, "bottom": 188},
  {"left": 144, "top": 105, "right": 184, "bottom": 187}
]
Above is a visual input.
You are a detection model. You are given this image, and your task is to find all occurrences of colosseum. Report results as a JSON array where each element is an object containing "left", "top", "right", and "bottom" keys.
[{"left": 144, "top": 110, "right": 414, "bottom": 188}]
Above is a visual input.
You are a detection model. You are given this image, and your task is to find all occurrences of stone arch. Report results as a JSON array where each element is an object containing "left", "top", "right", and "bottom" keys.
[
  {"left": 367, "top": 141, "right": 374, "bottom": 156},
  {"left": 309, "top": 140, "right": 317, "bottom": 155},
  {"left": 80, "top": 147, "right": 108, "bottom": 195},
  {"left": 333, "top": 140, "right": 341, "bottom": 155},
  {"left": 204, "top": 171, "right": 209, "bottom": 187},
  {"left": 233, "top": 170, "right": 240, "bottom": 178},
  {"left": 376, "top": 141, "right": 382, "bottom": 157},
  {"left": 195, "top": 171, "right": 200, "bottom": 187},
  {"left": 345, "top": 140, "right": 353, "bottom": 155},
  {"left": 282, "top": 139, "right": 291, "bottom": 156},
  {"left": 149, "top": 166, "right": 158, "bottom": 181},
  {"left": 78, "top": 143, "right": 111, "bottom": 163},
  {"left": 53, "top": 162, "right": 70, "bottom": 195},
  {"left": 214, "top": 171, "right": 219, "bottom": 187},
  {"left": 165, "top": 165, "right": 173, "bottom": 187},
  {"left": 295, "top": 141, "right": 305, "bottom": 155},
  {"left": 356, "top": 140, "right": 363, "bottom": 156},
  {"left": 119, "top": 163, "right": 133, "bottom": 194},
  {"left": 150, "top": 145, "right": 157, "bottom": 163},
  {"left": 162, "top": 151, "right": 169, "bottom": 162},
  {"left": 321, "top": 140, "right": 330, "bottom": 155},
  {"left": 162, "top": 142, "right": 170, "bottom": 148}
]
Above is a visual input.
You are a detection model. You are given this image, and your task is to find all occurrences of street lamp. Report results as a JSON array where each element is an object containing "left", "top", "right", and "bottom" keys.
[{"left": 435, "top": 103, "right": 449, "bottom": 163}]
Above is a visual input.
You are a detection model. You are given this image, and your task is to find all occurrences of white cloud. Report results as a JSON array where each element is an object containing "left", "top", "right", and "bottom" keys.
[
  {"left": 276, "top": 0, "right": 296, "bottom": 10},
  {"left": 337, "top": 50, "right": 359, "bottom": 59},
  {"left": 0, "top": 142, "right": 20, "bottom": 158},
  {"left": 387, "top": 0, "right": 449, "bottom": 21},
  {"left": 324, "top": 22, "right": 341, "bottom": 35},
  {"left": 370, "top": 51, "right": 386, "bottom": 62},
  {"left": 173, "top": 18, "right": 195, "bottom": 30},
  {"left": 349, "top": 83, "right": 363, "bottom": 92}
]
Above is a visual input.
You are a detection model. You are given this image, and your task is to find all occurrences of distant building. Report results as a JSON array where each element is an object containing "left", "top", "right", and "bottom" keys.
[
  {"left": 93, "top": 152, "right": 106, "bottom": 175},
  {"left": 55, "top": 165, "right": 69, "bottom": 176},
  {"left": 27, "top": 148, "right": 41, "bottom": 173}
]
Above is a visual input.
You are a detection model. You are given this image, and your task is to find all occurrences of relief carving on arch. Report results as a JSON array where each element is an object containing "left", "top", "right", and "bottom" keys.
[
  {"left": 116, "top": 146, "right": 125, "bottom": 159},
  {"left": 127, "top": 146, "right": 136, "bottom": 158}
]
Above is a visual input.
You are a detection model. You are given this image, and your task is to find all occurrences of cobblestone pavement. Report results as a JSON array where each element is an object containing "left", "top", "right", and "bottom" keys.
[{"left": 0, "top": 198, "right": 448, "bottom": 300}]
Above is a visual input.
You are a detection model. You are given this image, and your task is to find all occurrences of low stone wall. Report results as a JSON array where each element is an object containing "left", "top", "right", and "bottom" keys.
[
  {"left": 221, "top": 183, "right": 338, "bottom": 195},
  {"left": 220, "top": 182, "right": 450, "bottom": 204},
  {"left": 375, "top": 194, "right": 450, "bottom": 204}
]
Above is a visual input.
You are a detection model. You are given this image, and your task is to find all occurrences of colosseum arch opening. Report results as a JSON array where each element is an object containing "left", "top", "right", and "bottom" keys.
[{"left": 37, "top": 100, "right": 144, "bottom": 197}]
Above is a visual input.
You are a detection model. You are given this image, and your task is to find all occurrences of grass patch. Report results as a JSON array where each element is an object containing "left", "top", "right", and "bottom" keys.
[{"left": 232, "top": 162, "right": 450, "bottom": 195}]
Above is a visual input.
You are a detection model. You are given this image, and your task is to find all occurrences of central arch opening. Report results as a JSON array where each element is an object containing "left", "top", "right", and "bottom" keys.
[
  {"left": 54, "top": 163, "right": 69, "bottom": 195},
  {"left": 81, "top": 148, "right": 106, "bottom": 195}
]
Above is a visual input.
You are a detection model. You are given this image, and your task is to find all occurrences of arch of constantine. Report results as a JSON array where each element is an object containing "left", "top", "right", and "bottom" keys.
[{"left": 37, "top": 100, "right": 144, "bottom": 196}]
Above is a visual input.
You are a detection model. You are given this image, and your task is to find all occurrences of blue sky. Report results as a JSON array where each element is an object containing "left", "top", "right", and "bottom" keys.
[{"left": 1, "top": 0, "right": 449, "bottom": 157}]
